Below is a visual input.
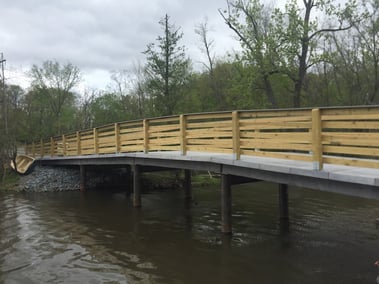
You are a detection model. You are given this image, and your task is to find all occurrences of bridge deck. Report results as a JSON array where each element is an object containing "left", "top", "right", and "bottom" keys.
[{"left": 39, "top": 151, "right": 379, "bottom": 199}]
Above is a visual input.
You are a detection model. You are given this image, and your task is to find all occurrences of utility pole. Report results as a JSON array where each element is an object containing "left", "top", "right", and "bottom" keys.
[{"left": 0, "top": 53, "right": 7, "bottom": 135}]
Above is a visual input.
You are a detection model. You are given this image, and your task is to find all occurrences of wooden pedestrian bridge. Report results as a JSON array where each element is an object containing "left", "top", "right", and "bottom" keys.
[{"left": 22, "top": 106, "right": 379, "bottom": 233}]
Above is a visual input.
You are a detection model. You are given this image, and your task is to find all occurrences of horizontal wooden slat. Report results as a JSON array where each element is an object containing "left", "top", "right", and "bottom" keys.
[
  {"left": 148, "top": 137, "right": 180, "bottom": 145},
  {"left": 322, "top": 114, "right": 379, "bottom": 121},
  {"left": 186, "top": 132, "right": 232, "bottom": 139},
  {"left": 186, "top": 113, "right": 231, "bottom": 120},
  {"left": 322, "top": 134, "right": 379, "bottom": 147},
  {"left": 149, "top": 116, "right": 179, "bottom": 124},
  {"left": 240, "top": 122, "right": 311, "bottom": 130},
  {"left": 186, "top": 145, "right": 232, "bottom": 153},
  {"left": 323, "top": 145, "right": 379, "bottom": 157},
  {"left": 149, "top": 124, "right": 180, "bottom": 133},
  {"left": 323, "top": 156, "right": 379, "bottom": 169},
  {"left": 187, "top": 120, "right": 231, "bottom": 129},
  {"left": 187, "top": 139, "right": 232, "bottom": 147},
  {"left": 240, "top": 110, "right": 310, "bottom": 119},
  {"left": 120, "top": 145, "right": 144, "bottom": 152},
  {"left": 147, "top": 145, "right": 180, "bottom": 151},
  {"left": 322, "top": 121, "right": 378, "bottom": 129},
  {"left": 241, "top": 149, "right": 313, "bottom": 162},
  {"left": 240, "top": 140, "right": 310, "bottom": 151}
]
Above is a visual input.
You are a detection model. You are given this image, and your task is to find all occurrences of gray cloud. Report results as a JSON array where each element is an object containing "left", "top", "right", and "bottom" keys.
[{"left": 1, "top": 0, "right": 238, "bottom": 89}]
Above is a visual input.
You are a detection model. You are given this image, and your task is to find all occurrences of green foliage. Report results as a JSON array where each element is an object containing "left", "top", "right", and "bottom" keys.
[
  {"left": 143, "top": 14, "right": 191, "bottom": 116},
  {"left": 29, "top": 60, "right": 81, "bottom": 134}
]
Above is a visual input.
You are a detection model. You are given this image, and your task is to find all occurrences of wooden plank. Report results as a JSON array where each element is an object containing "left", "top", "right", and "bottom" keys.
[
  {"left": 120, "top": 133, "right": 144, "bottom": 140},
  {"left": 322, "top": 135, "right": 379, "bottom": 147},
  {"left": 185, "top": 133, "right": 232, "bottom": 140},
  {"left": 323, "top": 145, "right": 379, "bottom": 157},
  {"left": 120, "top": 145, "right": 144, "bottom": 152},
  {"left": 240, "top": 131, "right": 311, "bottom": 141},
  {"left": 240, "top": 110, "right": 310, "bottom": 119},
  {"left": 149, "top": 132, "right": 180, "bottom": 139},
  {"left": 186, "top": 145, "right": 233, "bottom": 153},
  {"left": 240, "top": 122, "right": 311, "bottom": 130},
  {"left": 120, "top": 140, "right": 144, "bottom": 146},
  {"left": 322, "top": 121, "right": 379, "bottom": 129},
  {"left": 321, "top": 107, "right": 379, "bottom": 116},
  {"left": 312, "top": 108, "right": 323, "bottom": 170},
  {"left": 97, "top": 131, "right": 115, "bottom": 138},
  {"left": 232, "top": 111, "right": 240, "bottom": 160},
  {"left": 241, "top": 149, "right": 313, "bottom": 162},
  {"left": 115, "top": 123, "right": 120, "bottom": 153},
  {"left": 323, "top": 156, "right": 379, "bottom": 169},
  {"left": 149, "top": 116, "right": 179, "bottom": 124},
  {"left": 240, "top": 140, "right": 310, "bottom": 151},
  {"left": 186, "top": 120, "right": 231, "bottom": 129},
  {"left": 180, "top": 114, "right": 187, "bottom": 155},
  {"left": 148, "top": 124, "right": 180, "bottom": 133},
  {"left": 119, "top": 126, "right": 144, "bottom": 134},
  {"left": 240, "top": 115, "right": 311, "bottom": 124},
  {"left": 149, "top": 137, "right": 180, "bottom": 145},
  {"left": 143, "top": 119, "right": 149, "bottom": 153},
  {"left": 322, "top": 114, "right": 379, "bottom": 121},
  {"left": 187, "top": 139, "right": 232, "bottom": 148},
  {"left": 147, "top": 145, "right": 180, "bottom": 151},
  {"left": 186, "top": 112, "right": 232, "bottom": 120},
  {"left": 98, "top": 136, "right": 116, "bottom": 144}
]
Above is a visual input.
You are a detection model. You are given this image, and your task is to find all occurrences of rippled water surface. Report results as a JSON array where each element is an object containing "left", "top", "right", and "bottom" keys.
[{"left": 1, "top": 182, "right": 379, "bottom": 283}]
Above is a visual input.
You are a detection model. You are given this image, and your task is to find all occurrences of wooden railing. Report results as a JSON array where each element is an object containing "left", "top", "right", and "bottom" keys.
[{"left": 25, "top": 106, "right": 379, "bottom": 170}]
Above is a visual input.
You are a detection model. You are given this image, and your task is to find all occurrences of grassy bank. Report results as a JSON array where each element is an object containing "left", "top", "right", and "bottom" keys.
[{"left": 0, "top": 171, "right": 20, "bottom": 191}]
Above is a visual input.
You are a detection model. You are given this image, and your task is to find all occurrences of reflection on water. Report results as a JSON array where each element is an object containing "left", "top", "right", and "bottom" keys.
[{"left": 1, "top": 182, "right": 379, "bottom": 283}]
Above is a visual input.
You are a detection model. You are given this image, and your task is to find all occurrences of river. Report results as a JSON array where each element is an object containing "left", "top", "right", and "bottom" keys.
[{"left": 1, "top": 181, "right": 379, "bottom": 283}]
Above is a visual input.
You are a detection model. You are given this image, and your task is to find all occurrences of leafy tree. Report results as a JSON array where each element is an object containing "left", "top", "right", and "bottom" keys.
[
  {"left": 221, "top": 0, "right": 358, "bottom": 108},
  {"left": 144, "top": 14, "right": 191, "bottom": 116},
  {"left": 29, "top": 60, "right": 81, "bottom": 133}
]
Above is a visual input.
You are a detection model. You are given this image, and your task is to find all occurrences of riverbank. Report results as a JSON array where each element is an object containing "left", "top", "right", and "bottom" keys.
[
  {"left": 0, "top": 165, "right": 219, "bottom": 192},
  {"left": 2, "top": 165, "right": 80, "bottom": 192}
]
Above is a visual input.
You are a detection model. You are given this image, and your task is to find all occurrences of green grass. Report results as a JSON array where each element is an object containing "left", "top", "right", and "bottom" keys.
[{"left": 0, "top": 171, "right": 20, "bottom": 190}]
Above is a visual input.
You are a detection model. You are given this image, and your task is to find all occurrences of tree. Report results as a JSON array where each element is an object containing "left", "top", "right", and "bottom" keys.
[
  {"left": 29, "top": 60, "right": 81, "bottom": 133},
  {"left": 195, "top": 18, "right": 225, "bottom": 110},
  {"left": 144, "top": 14, "right": 191, "bottom": 116},
  {"left": 220, "top": 0, "right": 279, "bottom": 108},
  {"left": 221, "top": 0, "right": 358, "bottom": 108}
]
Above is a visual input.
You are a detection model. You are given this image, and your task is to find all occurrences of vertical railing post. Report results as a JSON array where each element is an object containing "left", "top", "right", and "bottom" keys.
[
  {"left": 76, "top": 131, "right": 81, "bottom": 155},
  {"left": 115, "top": 123, "right": 120, "bottom": 153},
  {"left": 24, "top": 144, "right": 27, "bottom": 155},
  {"left": 311, "top": 108, "right": 323, "bottom": 170},
  {"left": 62, "top": 135, "right": 66, "bottom": 156},
  {"left": 180, "top": 114, "right": 187, "bottom": 156},
  {"left": 50, "top": 137, "right": 54, "bottom": 157},
  {"left": 93, "top": 128, "right": 98, "bottom": 154},
  {"left": 40, "top": 139, "right": 44, "bottom": 157},
  {"left": 143, "top": 119, "right": 149, "bottom": 154},
  {"left": 232, "top": 111, "right": 240, "bottom": 160}
]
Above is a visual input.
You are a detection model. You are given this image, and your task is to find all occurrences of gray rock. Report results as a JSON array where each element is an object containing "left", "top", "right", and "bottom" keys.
[{"left": 14, "top": 165, "right": 80, "bottom": 192}]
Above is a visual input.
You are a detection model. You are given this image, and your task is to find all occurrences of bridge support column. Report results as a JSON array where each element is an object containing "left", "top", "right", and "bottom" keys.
[
  {"left": 133, "top": 165, "right": 141, "bottom": 208},
  {"left": 221, "top": 174, "right": 232, "bottom": 234},
  {"left": 184, "top": 169, "right": 192, "bottom": 201},
  {"left": 278, "top": 184, "right": 289, "bottom": 220},
  {"left": 80, "top": 165, "right": 86, "bottom": 192}
]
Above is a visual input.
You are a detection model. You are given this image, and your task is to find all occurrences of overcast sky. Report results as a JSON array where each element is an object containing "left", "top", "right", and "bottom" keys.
[{"left": 1, "top": 0, "right": 241, "bottom": 91}]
